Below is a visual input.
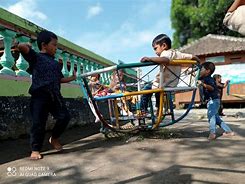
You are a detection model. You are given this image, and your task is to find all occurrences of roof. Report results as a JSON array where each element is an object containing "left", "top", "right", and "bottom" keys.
[{"left": 179, "top": 34, "right": 245, "bottom": 56}]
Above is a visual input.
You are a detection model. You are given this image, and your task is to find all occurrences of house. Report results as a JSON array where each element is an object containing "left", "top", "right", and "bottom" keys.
[{"left": 175, "top": 34, "right": 245, "bottom": 108}]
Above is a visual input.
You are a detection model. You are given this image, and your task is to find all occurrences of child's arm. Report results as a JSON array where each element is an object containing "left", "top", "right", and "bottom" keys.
[
  {"left": 215, "top": 80, "right": 230, "bottom": 88},
  {"left": 15, "top": 43, "right": 31, "bottom": 54},
  {"left": 223, "top": 80, "right": 230, "bottom": 88},
  {"left": 228, "top": 0, "right": 245, "bottom": 12},
  {"left": 140, "top": 56, "right": 170, "bottom": 64},
  {"left": 60, "top": 75, "right": 76, "bottom": 83},
  {"left": 197, "top": 80, "right": 214, "bottom": 91},
  {"left": 60, "top": 71, "right": 76, "bottom": 83},
  {"left": 15, "top": 42, "right": 38, "bottom": 65},
  {"left": 216, "top": 82, "right": 224, "bottom": 88},
  {"left": 88, "top": 81, "right": 98, "bottom": 86},
  {"left": 191, "top": 55, "right": 201, "bottom": 63}
]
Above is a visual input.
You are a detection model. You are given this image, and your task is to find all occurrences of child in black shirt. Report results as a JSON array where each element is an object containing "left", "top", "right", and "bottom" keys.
[
  {"left": 16, "top": 30, "right": 76, "bottom": 159},
  {"left": 213, "top": 74, "right": 230, "bottom": 116},
  {"left": 198, "top": 62, "right": 234, "bottom": 140}
]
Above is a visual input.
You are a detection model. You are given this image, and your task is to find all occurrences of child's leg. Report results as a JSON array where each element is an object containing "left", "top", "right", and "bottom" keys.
[
  {"left": 50, "top": 97, "right": 70, "bottom": 139},
  {"left": 131, "top": 96, "right": 137, "bottom": 104},
  {"left": 207, "top": 99, "right": 219, "bottom": 135},
  {"left": 155, "top": 92, "right": 160, "bottom": 109},
  {"left": 30, "top": 95, "right": 50, "bottom": 158},
  {"left": 121, "top": 97, "right": 133, "bottom": 115},
  {"left": 219, "top": 100, "right": 224, "bottom": 115},
  {"left": 50, "top": 95, "right": 70, "bottom": 150},
  {"left": 215, "top": 115, "right": 233, "bottom": 133},
  {"left": 140, "top": 93, "right": 152, "bottom": 112}
]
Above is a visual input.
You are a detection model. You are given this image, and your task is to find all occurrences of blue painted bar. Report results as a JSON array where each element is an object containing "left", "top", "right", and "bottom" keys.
[
  {"left": 117, "top": 62, "right": 157, "bottom": 69},
  {"left": 94, "top": 93, "right": 124, "bottom": 101}
]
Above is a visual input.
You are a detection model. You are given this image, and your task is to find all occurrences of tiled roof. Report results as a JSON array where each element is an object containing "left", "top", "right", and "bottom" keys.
[{"left": 179, "top": 34, "right": 245, "bottom": 56}]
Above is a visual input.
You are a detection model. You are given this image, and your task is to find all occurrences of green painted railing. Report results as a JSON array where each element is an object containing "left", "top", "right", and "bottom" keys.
[{"left": 0, "top": 8, "right": 137, "bottom": 97}]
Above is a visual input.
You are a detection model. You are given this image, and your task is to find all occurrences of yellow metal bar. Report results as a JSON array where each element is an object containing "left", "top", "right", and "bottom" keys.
[
  {"left": 113, "top": 99, "right": 120, "bottom": 129},
  {"left": 123, "top": 89, "right": 164, "bottom": 96},
  {"left": 170, "top": 59, "right": 197, "bottom": 65},
  {"left": 153, "top": 91, "right": 165, "bottom": 129}
]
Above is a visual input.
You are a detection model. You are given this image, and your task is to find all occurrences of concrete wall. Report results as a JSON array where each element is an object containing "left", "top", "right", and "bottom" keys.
[
  {"left": 0, "top": 76, "right": 109, "bottom": 140},
  {"left": 0, "top": 96, "right": 109, "bottom": 140}
]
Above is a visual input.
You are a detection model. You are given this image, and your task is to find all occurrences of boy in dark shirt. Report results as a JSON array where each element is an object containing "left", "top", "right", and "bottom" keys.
[
  {"left": 16, "top": 30, "right": 76, "bottom": 159},
  {"left": 198, "top": 62, "right": 234, "bottom": 140},
  {"left": 213, "top": 74, "right": 230, "bottom": 116}
]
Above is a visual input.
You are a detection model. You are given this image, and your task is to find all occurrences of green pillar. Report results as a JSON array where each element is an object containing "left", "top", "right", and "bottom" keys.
[
  {"left": 94, "top": 63, "right": 98, "bottom": 71},
  {"left": 69, "top": 55, "right": 76, "bottom": 76},
  {"left": 61, "top": 52, "right": 69, "bottom": 77},
  {"left": 0, "top": 30, "right": 16, "bottom": 75},
  {"left": 55, "top": 49, "right": 62, "bottom": 61},
  {"left": 98, "top": 65, "right": 105, "bottom": 83},
  {"left": 91, "top": 62, "right": 96, "bottom": 71},
  {"left": 76, "top": 57, "right": 83, "bottom": 81},
  {"left": 15, "top": 36, "right": 30, "bottom": 77},
  {"left": 82, "top": 59, "right": 88, "bottom": 73},
  {"left": 105, "top": 66, "right": 110, "bottom": 84},
  {"left": 87, "top": 60, "right": 92, "bottom": 72}
]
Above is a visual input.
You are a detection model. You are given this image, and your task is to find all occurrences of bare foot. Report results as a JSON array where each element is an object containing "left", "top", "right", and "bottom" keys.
[
  {"left": 49, "top": 137, "right": 63, "bottom": 151},
  {"left": 30, "top": 151, "right": 43, "bottom": 160},
  {"left": 208, "top": 133, "right": 216, "bottom": 140},
  {"left": 223, "top": 132, "right": 235, "bottom": 137}
]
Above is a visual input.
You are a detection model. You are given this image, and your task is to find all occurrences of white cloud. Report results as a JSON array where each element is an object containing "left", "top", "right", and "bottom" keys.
[
  {"left": 75, "top": 0, "right": 173, "bottom": 64},
  {"left": 75, "top": 20, "right": 165, "bottom": 63},
  {"left": 5, "top": 0, "right": 47, "bottom": 24},
  {"left": 87, "top": 3, "right": 103, "bottom": 19},
  {"left": 138, "top": 2, "right": 159, "bottom": 17},
  {"left": 54, "top": 27, "right": 67, "bottom": 38}
]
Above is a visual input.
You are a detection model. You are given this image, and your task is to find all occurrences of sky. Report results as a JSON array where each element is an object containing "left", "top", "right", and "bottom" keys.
[{"left": 0, "top": 0, "right": 173, "bottom": 77}]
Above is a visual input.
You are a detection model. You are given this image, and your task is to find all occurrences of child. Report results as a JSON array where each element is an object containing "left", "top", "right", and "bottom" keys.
[
  {"left": 223, "top": 0, "right": 245, "bottom": 35},
  {"left": 213, "top": 74, "right": 230, "bottom": 116},
  {"left": 88, "top": 73, "right": 108, "bottom": 97},
  {"left": 88, "top": 73, "right": 108, "bottom": 123},
  {"left": 109, "top": 70, "right": 135, "bottom": 116},
  {"left": 140, "top": 33, "right": 200, "bottom": 114},
  {"left": 140, "top": 82, "right": 153, "bottom": 113},
  {"left": 16, "top": 30, "right": 76, "bottom": 160},
  {"left": 109, "top": 70, "right": 126, "bottom": 92},
  {"left": 197, "top": 62, "right": 234, "bottom": 140}
]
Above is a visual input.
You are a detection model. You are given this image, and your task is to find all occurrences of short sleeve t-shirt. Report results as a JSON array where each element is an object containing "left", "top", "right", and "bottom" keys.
[
  {"left": 152, "top": 50, "right": 193, "bottom": 89},
  {"left": 21, "top": 48, "right": 64, "bottom": 95},
  {"left": 202, "top": 76, "right": 219, "bottom": 100}
]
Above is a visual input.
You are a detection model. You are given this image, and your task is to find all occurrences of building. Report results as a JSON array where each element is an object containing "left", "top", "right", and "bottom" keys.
[{"left": 175, "top": 34, "right": 245, "bottom": 108}]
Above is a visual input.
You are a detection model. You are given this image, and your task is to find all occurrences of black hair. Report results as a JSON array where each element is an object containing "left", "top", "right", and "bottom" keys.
[
  {"left": 213, "top": 74, "right": 221, "bottom": 80},
  {"left": 152, "top": 34, "right": 171, "bottom": 49},
  {"left": 37, "top": 30, "right": 57, "bottom": 50},
  {"left": 202, "top": 62, "right": 215, "bottom": 75}
]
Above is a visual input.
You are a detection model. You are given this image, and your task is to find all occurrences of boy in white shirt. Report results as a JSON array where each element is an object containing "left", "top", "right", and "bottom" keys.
[{"left": 140, "top": 34, "right": 200, "bottom": 114}]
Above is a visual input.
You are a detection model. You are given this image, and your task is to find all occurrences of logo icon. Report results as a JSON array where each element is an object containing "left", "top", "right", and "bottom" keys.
[{"left": 7, "top": 167, "right": 17, "bottom": 176}]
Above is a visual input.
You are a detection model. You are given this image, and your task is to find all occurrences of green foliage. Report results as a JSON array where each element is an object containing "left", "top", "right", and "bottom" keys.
[{"left": 171, "top": 0, "right": 240, "bottom": 48}]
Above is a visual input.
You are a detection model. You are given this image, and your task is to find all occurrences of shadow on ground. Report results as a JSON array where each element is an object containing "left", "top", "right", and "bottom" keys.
[
  {"left": 0, "top": 123, "right": 101, "bottom": 164},
  {"left": 3, "top": 164, "right": 245, "bottom": 184}
]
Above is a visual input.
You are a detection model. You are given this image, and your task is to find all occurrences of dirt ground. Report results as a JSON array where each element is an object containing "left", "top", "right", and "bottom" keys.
[{"left": 0, "top": 109, "right": 244, "bottom": 184}]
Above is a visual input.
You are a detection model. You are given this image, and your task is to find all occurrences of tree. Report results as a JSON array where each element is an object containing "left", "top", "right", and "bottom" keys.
[{"left": 171, "top": 0, "right": 240, "bottom": 48}]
